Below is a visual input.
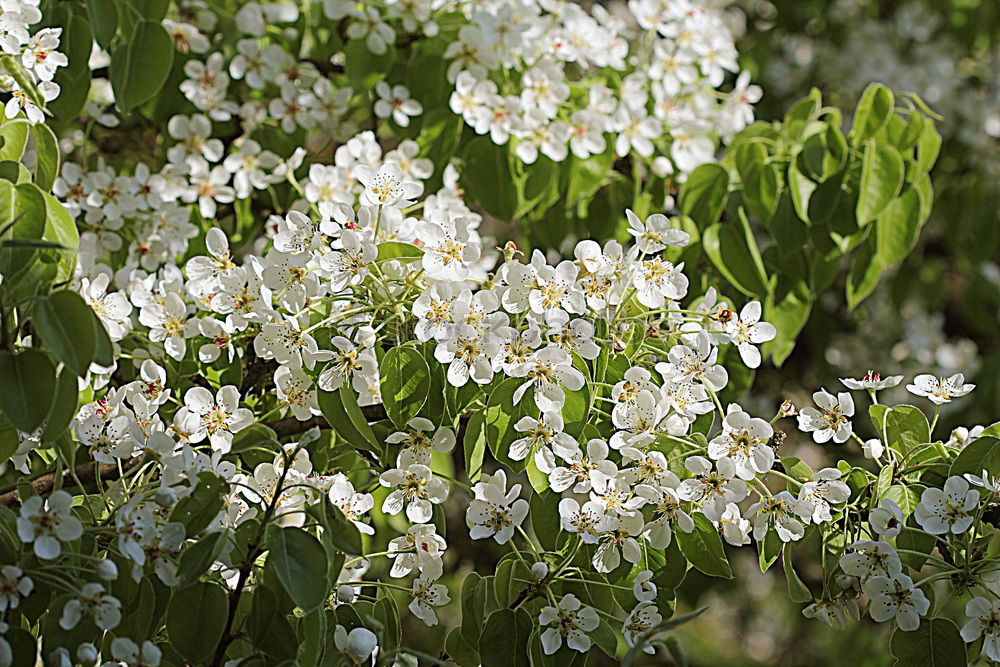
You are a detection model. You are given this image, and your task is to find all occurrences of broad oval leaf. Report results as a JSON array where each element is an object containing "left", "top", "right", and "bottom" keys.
[
  {"left": 0, "top": 349, "right": 56, "bottom": 433},
  {"left": 889, "top": 617, "right": 965, "bottom": 667},
  {"left": 32, "top": 290, "right": 97, "bottom": 377},
  {"left": 110, "top": 20, "right": 174, "bottom": 112},
  {"left": 166, "top": 582, "right": 228, "bottom": 664},
  {"left": 675, "top": 512, "right": 732, "bottom": 578},
  {"left": 266, "top": 526, "right": 330, "bottom": 613},
  {"left": 379, "top": 346, "right": 430, "bottom": 428}
]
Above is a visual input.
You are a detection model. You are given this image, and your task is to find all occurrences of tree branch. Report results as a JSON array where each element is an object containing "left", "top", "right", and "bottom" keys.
[{"left": 0, "top": 455, "right": 145, "bottom": 507}]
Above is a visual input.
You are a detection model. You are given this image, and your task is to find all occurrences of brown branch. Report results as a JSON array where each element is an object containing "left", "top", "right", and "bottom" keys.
[{"left": 0, "top": 455, "right": 145, "bottom": 507}]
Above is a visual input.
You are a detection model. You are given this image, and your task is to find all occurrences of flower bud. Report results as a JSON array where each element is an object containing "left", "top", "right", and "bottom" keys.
[
  {"left": 155, "top": 486, "right": 177, "bottom": 508},
  {"left": 77, "top": 643, "right": 99, "bottom": 666},
  {"left": 337, "top": 584, "right": 356, "bottom": 604},
  {"left": 862, "top": 438, "right": 884, "bottom": 460},
  {"left": 531, "top": 561, "right": 548, "bottom": 581},
  {"left": 779, "top": 400, "right": 797, "bottom": 417},
  {"left": 96, "top": 558, "right": 118, "bottom": 581}
]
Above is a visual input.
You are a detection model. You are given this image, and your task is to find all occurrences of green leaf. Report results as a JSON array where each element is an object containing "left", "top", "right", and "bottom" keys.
[
  {"left": 166, "top": 582, "right": 228, "bottom": 664},
  {"left": 31, "top": 123, "right": 59, "bottom": 191},
  {"left": 876, "top": 463, "right": 895, "bottom": 502},
  {"left": 39, "top": 368, "right": 79, "bottom": 443},
  {"left": 379, "top": 346, "right": 430, "bottom": 428},
  {"left": 889, "top": 617, "right": 965, "bottom": 666},
  {"left": 109, "top": 20, "right": 174, "bottom": 112},
  {"left": 782, "top": 545, "right": 811, "bottom": 603},
  {"left": 676, "top": 513, "right": 731, "bottom": 578},
  {"left": 376, "top": 241, "right": 423, "bottom": 262},
  {"left": 266, "top": 526, "right": 330, "bottom": 613},
  {"left": 856, "top": 140, "right": 904, "bottom": 226},
  {"left": 86, "top": 0, "right": 118, "bottom": 48},
  {"left": 741, "top": 161, "right": 780, "bottom": 223},
  {"left": 882, "top": 405, "right": 931, "bottom": 453},
  {"left": 0, "top": 349, "right": 56, "bottom": 433},
  {"left": 852, "top": 84, "right": 894, "bottom": 144},
  {"left": 446, "top": 627, "right": 481, "bottom": 667},
  {"left": 32, "top": 290, "right": 97, "bottom": 377},
  {"left": 763, "top": 274, "right": 812, "bottom": 366},
  {"left": 48, "top": 10, "right": 93, "bottom": 120},
  {"left": 463, "top": 411, "right": 486, "bottom": 483},
  {"left": 484, "top": 376, "right": 539, "bottom": 472},
  {"left": 679, "top": 163, "right": 729, "bottom": 227},
  {"left": 479, "top": 608, "right": 533, "bottom": 667},
  {"left": 0, "top": 119, "right": 29, "bottom": 162},
  {"left": 758, "top": 529, "right": 782, "bottom": 573},
  {"left": 915, "top": 118, "right": 942, "bottom": 172},
  {"left": 169, "top": 472, "right": 227, "bottom": 535},
  {"left": 529, "top": 489, "right": 561, "bottom": 551},
  {"left": 321, "top": 496, "right": 363, "bottom": 555},
  {"left": 461, "top": 572, "right": 487, "bottom": 645},
  {"left": 701, "top": 218, "right": 770, "bottom": 298},
  {"left": 949, "top": 437, "right": 1000, "bottom": 479},
  {"left": 875, "top": 186, "right": 924, "bottom": 267},
  {"left": 884, "top": 485, "right": 921, "bottom": 517},
  {"left": 462, "top": 136, "right": 516, "bottom": 222},
  {"left": 317, "top": 384, "right": 382, "bottom": 455},
  {"left": 897, "top": 525, "right": 934, "bottom": 571},
  {"left": 846, "top": 238, "right": 883, "bottom": 311},
  {"left": 176, "top": 531, "right": 227, "bottom": 585}
]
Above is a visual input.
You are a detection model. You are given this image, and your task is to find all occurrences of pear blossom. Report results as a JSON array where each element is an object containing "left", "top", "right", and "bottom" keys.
[
  {"left": 16, "top": 490, "right": 83, "bottom": 560},
  {"left": 386, "top": 418, "right": 457, "bottom": 467},
  {"left": 466, "top": 470, "right": 529, "bottom": 544},
  {"left": 334, "top": 625, "right": 378, "bottom": 664},
  {"left": 0, "top": 566, "right": 32, "bottom": 612},
  {"left": 747, "top": 490, "right": 809, "bottom": 542},
  {"left": 797, "top": 389, "right": 855, "bottom": 444},
  {"left": 409, "top": 576, "right": 449, "bottom": 626},
  {"left": 724, "top": 301, "right": 776, "bottom": 369},
  {"left": 539, "top": 594, "right": 600, "bottom": 654},
  {"left": 864, "top": 573, "right": 929, "bottom": 631},
  {"left": 179, "top": 386, "right": 253, "bottom": 453},
  {"left": 840, "top": 370, "right": 903, "bottom": 392},
  {"left": 869, "top": 498, "right": 904, "bottom": 539},
  {"left": 906, "top": 373, "right": 976, "bottom": 404},
  {"left": 839, "top": 541, "right": 902, "bottom": 581},
  {"left": 914, "top": 475, "right": 979, "bottom": 535},
  {"left": 707, "top": 404, "right": 774, "bottom": 480},
  {"left": 379, "top": 464, "right": 449, "bottom": 523},
  {"left": 374, "top": 81, "right": 422, "bottom": 127},
  {"left": 961, "top": 598, "right": 1000, "bottom": 661}
]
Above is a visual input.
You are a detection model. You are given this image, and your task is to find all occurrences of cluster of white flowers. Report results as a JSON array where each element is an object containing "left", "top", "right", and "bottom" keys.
[
  {"left": 0, "top": 0, "right": 67, "bottom": 122},
  {"left": 446, "top": 0, "right": 759, "bottom": 169}
]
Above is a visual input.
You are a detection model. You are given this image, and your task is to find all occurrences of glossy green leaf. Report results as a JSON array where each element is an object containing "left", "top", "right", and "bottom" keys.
[
  {"left": 0, "top": 349, "right": 56, "bottom": 433},
  {"left": 166, "top": 582, "right": 228, "bottom": 664},
  {"left": 376, "top": 241, "right": 423, "bottom": 262},
  {"left": 32, "top": 290, "right": 97, "bottom": 377},
  {"left": 856, "top": 140, "right": 904, "bottom": 226},
  {"left": 676, "top": 513, "right": 731, "bottom": 578},
  {"left": 889, "top": 618, "right": 965, "bottom": 667},
  {"left": 110, "top": 20, "right": 174, "bottom": 112},
  {"left": 379, "top": 346, "right": 430, "bottom": 428},
  {"left": 479, "top": 608, "right": 532, "bottom": 667},
  {"left": 679, "top": 163, "right": 729, "bottom": 227},
  {"left": 852, "top": 84, "right": 894, "bottom": 144},
  {"left": 949, "top": 437, "right": 1000, "bottom": 479},
  {"left": 266, "top": 526, "right": 330, "bottom": 613}
]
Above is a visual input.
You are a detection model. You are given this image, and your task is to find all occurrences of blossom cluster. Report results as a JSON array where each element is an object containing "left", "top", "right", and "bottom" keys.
[{"left": 0, "top": 0, "right": 67, "bottom": 122}]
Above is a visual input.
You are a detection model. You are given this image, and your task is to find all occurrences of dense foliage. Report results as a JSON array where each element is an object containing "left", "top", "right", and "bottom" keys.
[{"left": 0, "top": 1, "right": 994, "bottom": 666}]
